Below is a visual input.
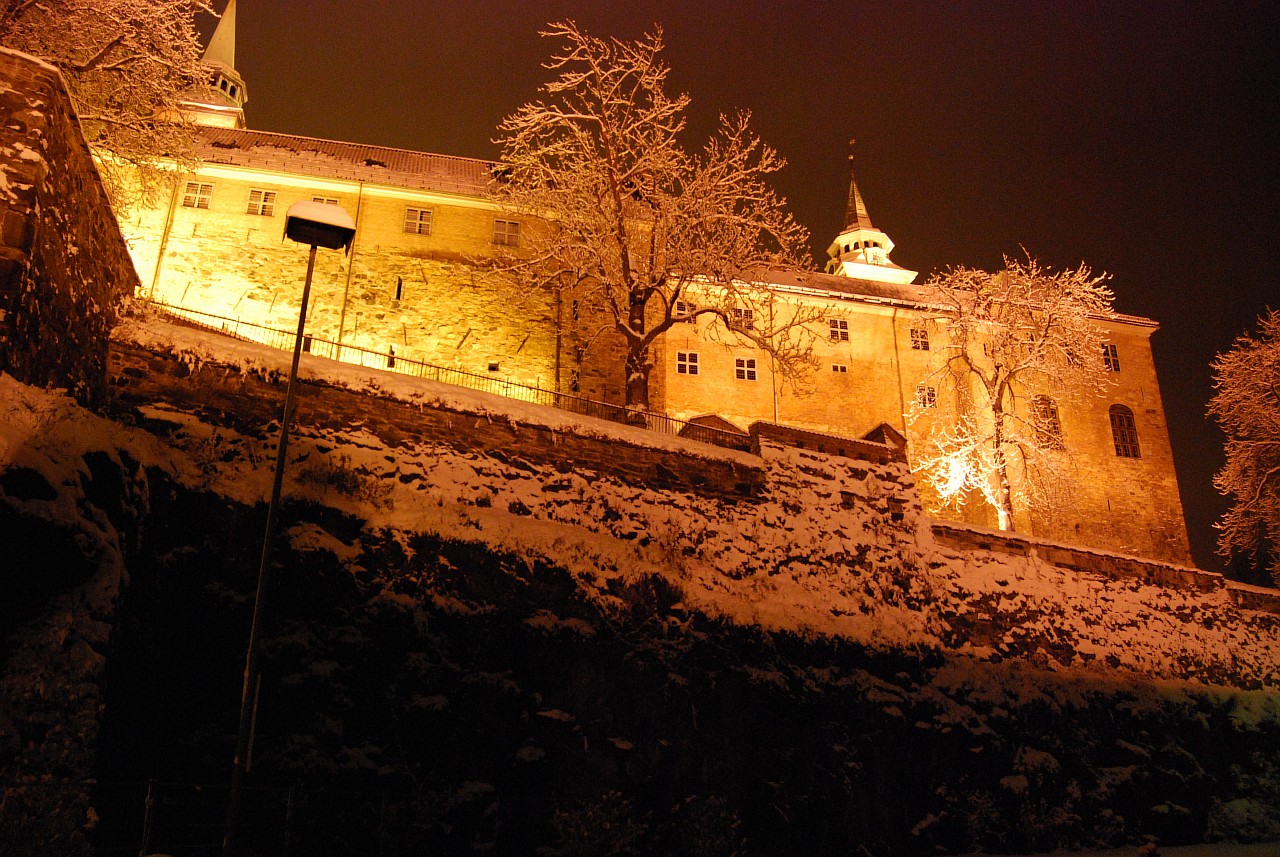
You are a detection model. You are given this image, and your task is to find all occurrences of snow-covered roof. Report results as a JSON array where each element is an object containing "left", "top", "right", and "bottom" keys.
[
  {"left": 195, "top": 126, "right": 495, "bottom": 195},
  {"left": 189, "top": 127, "right": 1158, "bottom": 329},
  {"left": 759, "top": 267, "right": 1159, "bottom": 328}
]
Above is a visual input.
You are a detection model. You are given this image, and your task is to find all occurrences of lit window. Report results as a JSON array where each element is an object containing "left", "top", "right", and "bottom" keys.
[
  {"left": 313, "top": 196, "right": 339, "bottom": 205},
  {"left": 246, "top": 189, "right": 276, "bottom": 217},
  {"left": 910, "top": 327, "right": 930, "bottom": 350},
  {"left": 734, "top": 357, "right": 757, "bottom": 381},
  {"left": 916, "top": 384, "right": 937, "bottom": 408},
  {"left": 828, "top": 319, "right": 849, "bottom": 342},
  {"left": 677, "top": 352, "right": 699, "bottom": 375},
  {"left": 405, "top": 207, "right": 432, "bottom": 235},
  {"left": 1032, "top": 396, "right": 1063, "bottom": 447},
  {"left": 1103, "top": 343, "right": 1121, "bottom": 372},
  {"left": 182, "top": 182, "right": 212, "bottom": 209},
  {"left": 832, "top": 364, "right": 848, "bottom": 374},
  {"left": 674, "top": 300, "right": 696, "bottom": 322},
  {"left": 493, "top": 219, "right": 520, "bottom": 246},
  {"left": 731, "top": 308, "right": 755, "bottom": 330},
  {"left": 1109, "top": 404, "right": 1141, "bottom": 458}
]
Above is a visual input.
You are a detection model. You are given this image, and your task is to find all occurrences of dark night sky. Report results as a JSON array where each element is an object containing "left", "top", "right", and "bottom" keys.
[{"left": 209, "top": 1, "right": 1280, "bottom": 571}]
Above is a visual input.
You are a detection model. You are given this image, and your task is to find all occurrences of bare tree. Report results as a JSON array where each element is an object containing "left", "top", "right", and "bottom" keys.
[
  {"left": 0, "top": 0, "right": 213, "bottom": 209},
  {"left": 491, "top": 21, "right": 816, "bottom": 416},
  {"left": 1209, "top": 308, "right": 1280, "bottom": 585},
  {"left": 909, "top": 255, "right": 1116, "bottom": 531}
]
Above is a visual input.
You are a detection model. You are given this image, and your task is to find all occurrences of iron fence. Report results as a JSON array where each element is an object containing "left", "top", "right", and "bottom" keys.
[{"left": 142, "top": 299, "right": 751, "bottom": 452}]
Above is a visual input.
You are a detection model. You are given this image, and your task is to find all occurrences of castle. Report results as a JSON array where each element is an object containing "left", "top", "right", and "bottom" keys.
[{"left": 116, "top": 1, "right": 1191, "bottom": 565}]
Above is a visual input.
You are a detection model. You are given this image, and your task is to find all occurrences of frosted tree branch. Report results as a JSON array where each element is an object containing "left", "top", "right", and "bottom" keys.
[{"left": 489, "top": 20, "right": 813, "bottom": 415}]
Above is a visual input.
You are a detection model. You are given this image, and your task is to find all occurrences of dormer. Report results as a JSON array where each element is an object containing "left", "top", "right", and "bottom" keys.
[{"left": 824, "top": 140, "right": 916, "bottom": 285}]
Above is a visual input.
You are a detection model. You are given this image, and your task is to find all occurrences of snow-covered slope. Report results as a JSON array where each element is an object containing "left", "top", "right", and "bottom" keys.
[{"left": 97, "top": 312, "right": 1280, "bottom": 688}]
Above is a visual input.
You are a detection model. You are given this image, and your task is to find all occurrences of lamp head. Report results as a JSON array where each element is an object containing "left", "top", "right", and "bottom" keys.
[{"left": 284, "top": 200, "right": 356, "bottom": 251}]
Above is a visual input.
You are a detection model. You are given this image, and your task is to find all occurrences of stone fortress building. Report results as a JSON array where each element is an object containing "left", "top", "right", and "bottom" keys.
[{"left": 116, "top": 1, "right": 1191, "bottom": 564}]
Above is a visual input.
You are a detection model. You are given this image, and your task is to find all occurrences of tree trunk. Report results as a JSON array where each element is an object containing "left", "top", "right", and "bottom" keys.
[
  {"left": 624, "top": 342, "right": 651, "bottom": 422},
  {"left": 624, "top": 291, "right": 649, "bottom": 424},
  {"left": 990, "top": 400, "right": 1016, "bottom": 531}
]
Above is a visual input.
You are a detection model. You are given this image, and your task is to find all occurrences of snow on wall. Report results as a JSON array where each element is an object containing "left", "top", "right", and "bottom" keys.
[
  {"left": 99, "top": 315, "right": 1280, "bottom": 689},
  {"left": 0, "top": 49, "right": 139, "bottom": 405}
]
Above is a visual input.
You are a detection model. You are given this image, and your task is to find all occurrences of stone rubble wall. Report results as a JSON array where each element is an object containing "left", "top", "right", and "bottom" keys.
[
  {"left": 0, "top": 49, "right": 139, "bottom": 405},
  {"left": 108, "top": 338, "right": 768, "bottom": 502},
  {"left": 932, "top": 522, "right": 1280, "bottom": 614},
  {"left": 109, "top": 334, "right": 1280, "bottom": 616}
]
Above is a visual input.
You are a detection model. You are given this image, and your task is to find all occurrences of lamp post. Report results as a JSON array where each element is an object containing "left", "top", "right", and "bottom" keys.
[{"left": 223, "top": 201, "right": 355, "bottom": 856}]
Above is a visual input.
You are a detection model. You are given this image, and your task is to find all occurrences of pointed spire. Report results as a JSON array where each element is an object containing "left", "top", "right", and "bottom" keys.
[
  {"left": 204, "top": 0, "right": 237, "bottom": 69},
  {"left": 826, "top": 138, "right": 917, "bottom": 285},
  {"left": 176, "top": 0, "right": 247, "bottom": 128},
  {"left": 843, "top": 139, "right": 876, "bottom": 232}
]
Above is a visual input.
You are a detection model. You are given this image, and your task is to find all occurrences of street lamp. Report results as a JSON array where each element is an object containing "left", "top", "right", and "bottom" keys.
[{"left": 223, "top": 201, "right": 355, "bottom": 856}]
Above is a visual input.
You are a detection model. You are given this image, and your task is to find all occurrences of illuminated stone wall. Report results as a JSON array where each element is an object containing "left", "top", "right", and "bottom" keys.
[
  {"left": 115, "top": 145, "right": 1190, "bottom": 566},
  {"left": 119, "top": 167, "right": 558, "bottom": 390},
  {"left": 0, "top": 49, "right": 139, "bottom": 405},
  {"left": 652, "top": 296, "right": 1192, "bottom": 566}
]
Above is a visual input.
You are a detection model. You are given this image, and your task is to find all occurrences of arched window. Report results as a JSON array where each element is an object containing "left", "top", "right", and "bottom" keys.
[
  {"left": 1032, "top": 396, "right": 1063, "bottom": 447},
  {"left": 1109, "top": 405, "right": 1141, "bottom": 458}
]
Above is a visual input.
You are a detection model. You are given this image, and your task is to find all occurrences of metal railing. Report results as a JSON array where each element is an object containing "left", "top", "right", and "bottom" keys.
[{"left": 142, "top": 299, "right": 752, "bottom": 452}]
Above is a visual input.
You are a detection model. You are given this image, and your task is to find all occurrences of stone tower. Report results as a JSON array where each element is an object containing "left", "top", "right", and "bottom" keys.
[
  {"left": 824, "top": 140, "right": 916, "bottom": 284},
  {"left": 177, "top": 0, "right": 248, "bottom": 128}
]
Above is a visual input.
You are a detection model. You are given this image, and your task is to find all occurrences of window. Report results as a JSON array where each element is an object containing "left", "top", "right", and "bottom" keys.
[
  {"left": 828, "top": 318, "right": 849, "bottom": 342},
  {"left": 916, "top": 384, "right": 937, "bottom": 408},
  {"left": 910, "top": 327, "right": 930, "bottom": 350},
  {"left": 1109, "top": 404, "right": 1141, "bottom": 458},
  {"left": 1032, "top": 396, "right": 1063, "bottom": 447},
  {"left": 677, "top": 352, "right": 699, "bottom": 375},
  {"left": 493, "top": 219, "right": 520, "bottom": 246},
  {"left": 832, "top": 364, "right": 848, "bottom": 374},
  {"left": 246, "top": 189, "right": 276, "bottom": 217},
  {"left": 734, "top": 357, "right": 757, "bottom": 381},
  {"left": 313, "top": 196, "right": 339, "bottom": 206},
  {"left": 404, "top": 207, "right": 432, "bottom": 235},
  {"left": 1102, "top": 343, "right": 1121, "bottom": 372},
  {"left": 182, "top": 182, "right": 212, "bottom": 209},
  {"left": 731, "top": 308, "right": 755, "bottom": 330},
  {"left": 674, "top": 300, "right": 696, "bottom": 322}
]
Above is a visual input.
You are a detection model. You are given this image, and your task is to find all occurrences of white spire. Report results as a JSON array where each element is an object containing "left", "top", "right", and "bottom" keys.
[
  {"left": 179, "top": 0, "right": 247, "bottom": 128},
  {"left": 203, "top": 0, "right": 237, "bottom": 70},
  {"left": 825, "top": 140, "right": 916, "bottom": 285}
]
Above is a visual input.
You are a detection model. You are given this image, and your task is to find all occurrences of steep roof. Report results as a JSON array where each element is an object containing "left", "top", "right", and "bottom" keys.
[
  {"left": 204, "top": 0, "right": 237, "bottom": 69},
  {"left": 759, "top": 267, "right": 1158, "bottom": 328},
  {"left": 843, "top": 140, "right": 876, "bottom": 232},
  {"left": 763, "top": 267, "right": 929, "bottom": 305},
  {"left": 194, "top": 126, "right": 495, "bottom": 195},
  {"left": 188, "top": 127, "right": 1157, "bottom": 329}
]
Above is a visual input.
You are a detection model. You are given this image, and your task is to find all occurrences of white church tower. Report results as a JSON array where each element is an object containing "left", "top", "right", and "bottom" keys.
[
  {"left": 824, "top": 140, "right": 916, "bottom": 284},
  {"left": 177, "top": 0, "right": 248, "bottom": 128}
]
